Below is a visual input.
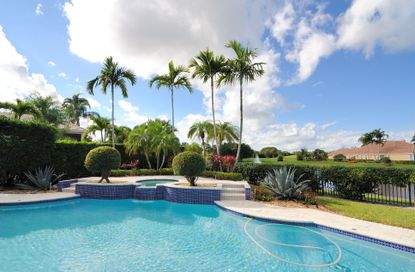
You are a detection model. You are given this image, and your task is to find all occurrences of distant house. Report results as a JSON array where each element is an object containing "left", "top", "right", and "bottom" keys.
[{"left": 329, "top": 140, "right": 415, "bottom": 161}]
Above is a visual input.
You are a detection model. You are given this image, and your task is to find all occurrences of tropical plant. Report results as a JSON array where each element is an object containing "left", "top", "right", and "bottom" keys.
[
  {"left": 26, "top": 92, "right": 67, "bottom": 125},
  {"left": 187, "top": 121, "right": 214, "bottom": 158},
  {"left": 190, "top": 49, "right": 227, "bottom": 156},
  {"left": 360, "top": 129, "right": 389, "bottom": 160},
  {"left": 109, "top": 125, "right": 131, "bottom": 143},
  {"left": 149, "top": 60, "right": 192, "bottom": 128},
  {"left": 218, "top": 40, "right": 265, "bottom": 162},
  {"left": 359, "top": 132, "right": 373, "bottom": 160},
  {"left": 62, "top": 93, "right": 91, "bottom": 126},
  {"left": 262, "top": 167, "right": 310, "bottom": 200},
  {"left": 84, "top": 146, "right": 121, "bottom": 183},
  {"left": 0, "top": 99, "right": 41, "bottom": 120},
  {"left": 24, "top": 165, "right": 64, "bottom": 190},
  {"left": 215, "top": 121, "right": 239, "bottom": 149},
  {"left": 217, "top": 40, "right": 265, "bottom": 161},
  {"left": 126, "top": 119, "right": 179, "bottom": 169},
  {"left": 172, "top": 151, "right": 206, "bottom": 186},
  {"left": 87, "top": 56, "right": 137, "bottom": 147},
  {"left": 82, "top": 114, "right": 111, "bottom": 142},
  {"left": 182, "top": 143, "right": 203, "bottom": 154}
]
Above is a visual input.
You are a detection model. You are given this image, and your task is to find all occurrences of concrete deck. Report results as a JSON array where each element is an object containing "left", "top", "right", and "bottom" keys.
[
  {"left": 0, "top": 192, "right": 79, "bottom": 205},
  {"left": 215, "top": 200, "right": 415, "bottom": 248}
]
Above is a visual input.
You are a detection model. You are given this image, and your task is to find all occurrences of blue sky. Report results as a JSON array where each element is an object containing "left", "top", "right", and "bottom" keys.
[{"left": 0, "top": 0, "right": 414, "bottom": 151}]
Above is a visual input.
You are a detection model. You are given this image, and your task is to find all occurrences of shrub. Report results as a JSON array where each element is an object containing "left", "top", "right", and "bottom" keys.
[
  {"left": 172, "top": 152, "right": 205, "bottom": 186},
  {"left": 84, "top": 147, "right": 121, "bottom": 183},
  {"left": 201, "top": 171, "right": 243, "bottom": 181},
  {"left": 110, "top": 168, "right": 174, "bottom": 177},
  {"left": 381, "top": 156, "right": 392, "bottom": 165},
  {"left": 24, "top": 165, "right": 64, "bottom": 190},
  {"left": 208, "top": 154, "right": 236, "bottom": 172},
  {"left": 277, "top": 155, "right": 284, "bottom": 161},
  {"left": 251, "top": 185, "right": 274, "bottom": 201},
  {"left": 0, "top": 117, "right": 56, "bottom": 185},
  {"left": 219, "top": 143, "right": 254, "bottom": 159},
  {"left": 222, "top": 155, "right": 236, "bottom": 172},
  {"left": 262, "top": 167, "right": 310, "bottom": 200},
  {"left": 234, "top": 162, "right": 274, "bottom": 185},
  {"left": 333, "top": 154, "right": 346, "bottom": 162},
  {"left": 312, "top": 149, "right": 328, "bottom": 161},
  {"left": 259, "top": 147, "right": 279, "bottom": 158}
]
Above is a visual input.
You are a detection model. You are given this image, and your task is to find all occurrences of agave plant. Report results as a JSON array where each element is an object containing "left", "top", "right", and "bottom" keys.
[
  {"left": 262, "top": 167, "right": 310, "bottom": 200},
  {"left": 24, "top": 166, "right": 64, "bottom": 190}
]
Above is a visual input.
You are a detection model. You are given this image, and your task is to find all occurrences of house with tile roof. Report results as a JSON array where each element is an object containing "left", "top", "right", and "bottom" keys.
[{"left": 329, "top": 140, "right": 415, "bottom": 161}]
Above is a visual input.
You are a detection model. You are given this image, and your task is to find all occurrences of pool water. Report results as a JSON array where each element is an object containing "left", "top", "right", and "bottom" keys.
[
  {"left": 0, "top": 199, "right": 414, "bottom": 271},
  {"left": 137, "top": 178, "right": 178, "bottom": 186}
]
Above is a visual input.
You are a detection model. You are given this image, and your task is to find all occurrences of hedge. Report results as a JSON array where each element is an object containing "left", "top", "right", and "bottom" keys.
[
  {"left": 110, "top": 168, "right": 243, "bottom": 181},
  {"left": 234, "top": 162, "right": 415, "bottom": 199},
  {"left": 0, "top": 117, "right": 56, "bottom": 184}
]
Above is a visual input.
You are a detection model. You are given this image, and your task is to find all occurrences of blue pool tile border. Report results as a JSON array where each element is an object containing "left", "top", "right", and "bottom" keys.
[{"left": 215, "top": 203, "right": 415, "bottom": 254}]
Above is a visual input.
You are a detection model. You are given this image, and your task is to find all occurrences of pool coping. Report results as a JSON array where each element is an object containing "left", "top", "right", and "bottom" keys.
[
  {"left": 214, "top": 200, "right": 415, "bottom": 254},
  {"left": 0, "top": 193, "right": 80, "bottom": 206}
]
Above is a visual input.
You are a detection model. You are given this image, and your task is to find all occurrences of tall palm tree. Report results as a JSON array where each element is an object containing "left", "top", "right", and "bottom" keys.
[
  {"left": 0, "top": 99, "right": 41, "bottom": 120},
  {"left": 149, "top": 60, "right": 193, "bottom": 128},
  {"left": 62, "top": 93, "right": 91, "bottom": 126},
  {"left": 82, "top": 114, "right": 111, "bottom": 142},
  {"left": 358, "top": 132, "right": 373, "bottom": 160},
  {"left": 372, "top": 128, "right": 388, "bottom": 160},
  {"left": 215, "top": 121, "right": 239, "bottom": 150},
  {"left": 87, "top": 56, "right": 137, "bottom": 147},
  {"left": 187, "top": 121, "right": 214, "bottom": 158},
  {"left": 219, "top": 40, "right": 265, "bottom": 162},
  {"left": 190, "top": 49, "right": 227, "bottom": 156}
]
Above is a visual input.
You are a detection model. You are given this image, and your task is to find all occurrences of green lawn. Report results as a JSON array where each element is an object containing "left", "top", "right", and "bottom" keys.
[
  {"left": 318, "top": 196, "right": 415, "bottom": 229},
  {"left": 244, "top": 155, "right": 415, "bottom": 169}
]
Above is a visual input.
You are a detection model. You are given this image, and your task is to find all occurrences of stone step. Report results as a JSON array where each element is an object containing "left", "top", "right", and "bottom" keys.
[
  {"left": 62, "top": 187, "right": 76, "bottom": 193},
  {"left": 222, "top": 188, "right": 245, "bottom": 193},
  {"left": 221, "top": 192, "right": 246, "bottom": 200},
  {"left": 222, "top": 184, "right": 245, "bottom": 189}
]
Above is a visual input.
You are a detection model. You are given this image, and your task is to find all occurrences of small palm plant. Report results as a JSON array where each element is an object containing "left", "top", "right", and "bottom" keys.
[
  {"left": 262, "top": 167, "right": 310, "bottom": 200},
  {"left": 24, "top": 166, "right": 65, "bottom": 190}
]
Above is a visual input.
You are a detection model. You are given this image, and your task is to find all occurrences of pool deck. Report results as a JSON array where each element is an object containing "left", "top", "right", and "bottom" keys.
[
  {"left": 0, "top": 192, "right": 79, "bottom": 205},
  {"left": 215, "top": 200, "right": 415, "bottom": 248}
]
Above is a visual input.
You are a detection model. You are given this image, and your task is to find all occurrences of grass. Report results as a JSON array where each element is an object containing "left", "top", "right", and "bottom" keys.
[
  {"left": 318, "top": 196, "right": 415, "bottom": 229},
  {"left": 244, "top": 155, "right": 415, "bottom": 169}
]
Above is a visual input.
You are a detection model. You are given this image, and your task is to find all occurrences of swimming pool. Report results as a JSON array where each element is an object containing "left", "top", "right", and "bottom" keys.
[
  {"left": 136, "top": 178, "right": 178, "bottom": 187},
  {"left": 0, "top": 199, "right": 414, "bottom": 271}
]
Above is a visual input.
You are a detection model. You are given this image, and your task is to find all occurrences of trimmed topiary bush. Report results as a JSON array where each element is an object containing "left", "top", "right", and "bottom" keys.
[
  {"left": 172, "top": 151, "right": 205, "bottom": 186},
  {"left": 84, "top": 146, "right": 121, "bottom": 183}
]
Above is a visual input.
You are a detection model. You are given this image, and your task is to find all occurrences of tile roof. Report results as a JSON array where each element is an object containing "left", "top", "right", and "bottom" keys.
[{"left": 329, "top": 141, "right": 415, "bottom": 155}]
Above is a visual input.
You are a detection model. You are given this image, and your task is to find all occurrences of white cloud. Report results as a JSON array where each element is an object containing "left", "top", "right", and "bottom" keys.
[
  {"left": 337, "top": 0, "right": 415, "bottom": 57},
  {"left": 118, "top": 100, "right": 149, "bottom": 126},
  {"left": 87, "top": 97, "right": 101, "bottom": 109},
  {"left": 64, "top": 0, "right": 278, "bottom": 79},
  {"left": 57, "top": 72, "right": 68, "bottom": 79},
  {"left": 75, "top": 77, "right": 79, "bottom": 83},
  {"left": 35, "top": 3, "right": 43, "bottom": 16},
  {"left": 320, "top": 121, "right": 337, "bottom": 130},
  {"left": 0, "top": 25, "right": 59, "bottom": 102},
  {"left": 47, "top": 61, "right": 56, "bottom": 67}
]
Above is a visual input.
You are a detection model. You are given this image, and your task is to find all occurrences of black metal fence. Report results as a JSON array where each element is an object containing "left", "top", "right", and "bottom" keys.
[{"left": 318, "top": 180, "right": 414, "bottom": 206}]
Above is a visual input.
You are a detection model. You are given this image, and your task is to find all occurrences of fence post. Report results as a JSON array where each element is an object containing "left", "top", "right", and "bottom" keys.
[{"left": 409, "top": 184, "right": 412, "bottom": 206}]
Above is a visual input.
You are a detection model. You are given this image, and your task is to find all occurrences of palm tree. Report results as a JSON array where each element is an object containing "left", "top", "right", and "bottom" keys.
[
  {"left": 82, "top": 114, "right": 111, "bottom": 142},
  {"left": 190, "top": 49, "right": 227, "bottom": 156},
  {"left": 219, "top": 40, "right": 265, "bottom": 162},
  {"left": 0, "top": 99, "right": 41, "bottom": 120},
  {"left": 62, "top": 93, "right": 91, "bottom": 126},
  {"left": 358, "top": 132, "right": 373, "bottom": 160},
  {"left": 27, "top": 93, "right": 66, "bottom": 125},
  {"left": 149, "top": 60, "right": 193, "bottom": 128},
  {"left": 87, "top": 56, "right": 137, "bottom": 147},
  {"left": 372, "top": 129, "right": 388, "bottom": 160},
  {"left": 215, "top": 121, "right": 239, "bottom": 150},
  {"left": 187, "top": 121, "right": 214, "bottom": 158},
  {"left": 126, "top": 124, "right": 153, "bottom": 168},
  {"left": 109, "top": 126, "right": 131, "bottom": 143}
]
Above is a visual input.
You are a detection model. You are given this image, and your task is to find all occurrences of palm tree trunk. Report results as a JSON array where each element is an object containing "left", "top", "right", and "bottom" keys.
[
  {"left": 145, "top": 152, "right": 152, "bottom": 169},
  {"left": 111, "top": 84, "right": 115, "bottom": 148},
  {"left": 160, "top": 153, "right": 166, "bottom": 170},
  {"left": 170, "top": 88, "right": 175, "bottom": 129},
  {"left": 235, "top": 78, "right": 243, "bottom": 162},
  {"left": 76, "top": 117, "right": 80, "bottom": 126},
  {"left": 100, "top": 130, "right": 103, "bottom": 142},
  {"left": 202, "top": 137, "right": 206, "bottom": 158},
  {"left": 211, "top": 77, "right": 220, "bottom": 156}
]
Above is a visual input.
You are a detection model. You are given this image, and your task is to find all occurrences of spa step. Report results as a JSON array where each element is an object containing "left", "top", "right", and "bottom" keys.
[
  {"left": 221, "top": 192, "right": 246, "bottom": 200},
  {"left": 62, "top": 187, "right": 76, "bottom": 193},
  {"left": 221, "top": 188, "right": 245, "bottom": 193},
  {"left": 222, "top": 183, "right": 245, "bottom": 189}
]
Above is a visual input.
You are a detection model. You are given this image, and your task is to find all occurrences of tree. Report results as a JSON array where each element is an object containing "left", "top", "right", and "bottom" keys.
[
  {"left": 219, "top": 40, "right": 265, "bottom": 162},
  {"left": 82, "top": 114, "right": 111, "bottom": 142},
  {"left": 187, "top": 121, "right": 214, "bottom": 158},
  {"left": 149, "top": 60, "right": 192, "bottom": 128},
  {"left": 26, "top": 92, "right": 66, "bottom": 125},
  {"left": 109, "top": 125, "right": 131, "bottom": 143},
  {"left": 190, "top": 49, "right": 227, "bottom": 156},
  {"left": 371, "top": 129, "right": 388, "bottom": 160},
  {"left": 412, "top": 134, "right": 415, "bottom": 144},
  {"left": 87, "top": 56, "right": 137, "bottom": 147},
  {"left": 0, "top": 99, "right": 41, "bottom": 120},
  {"left": 62, "top": 93, "right": 91, "bottom": 126},
  {"left": 215, "top": 121, "right": 239, "bottom": 150},
  {"left": 358, "top": 132, "right": 373, "bottom": 160}
]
